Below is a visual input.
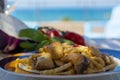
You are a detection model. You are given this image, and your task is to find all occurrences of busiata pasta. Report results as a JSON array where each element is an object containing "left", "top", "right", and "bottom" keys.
[{"left": 5, "top": 41, "right": 118, "bottom": 75}]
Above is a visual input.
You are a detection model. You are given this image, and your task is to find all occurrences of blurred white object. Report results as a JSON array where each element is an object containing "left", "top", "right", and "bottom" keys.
[
  {"left": 105, "top": 5, "right": 120, "bottom": 38},
  {"left": 5, "top": 2, "right": 17, "bottom": 15},
  {"left": 84, "top": 21, "right": 105, "bottom": 38},
  {"left": 0, "top": 13, "right": 28, "bottom": 37}
]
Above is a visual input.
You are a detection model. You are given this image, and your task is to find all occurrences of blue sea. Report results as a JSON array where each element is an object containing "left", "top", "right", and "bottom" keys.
[{"left": 11, "top": 8, "right": 112, "bottom": 21}]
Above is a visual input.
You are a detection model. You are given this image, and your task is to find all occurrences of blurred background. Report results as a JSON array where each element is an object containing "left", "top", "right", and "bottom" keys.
[{"left": 2, "top": 0, "right": 120, "bottom": 38}]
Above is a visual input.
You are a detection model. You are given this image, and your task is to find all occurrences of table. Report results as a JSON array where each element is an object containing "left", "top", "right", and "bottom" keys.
[{"left": 87, "top": 38, "right": 120, "bottom": 50}]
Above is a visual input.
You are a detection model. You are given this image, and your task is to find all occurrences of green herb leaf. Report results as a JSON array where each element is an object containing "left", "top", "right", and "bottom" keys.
[
  {"left": 62, "top": 39, "right": 74, "bottom": 45},
  {"left": 20, "top": 41, "right": 35, "bottom": 51},
  {"left": 35, "top": 40, "right": 50, "bottom": 50},
  {"left": 52, "top": 37, "right": 74, "bottom": 44},
  {"left": 19, "top": 29, "right": 48, "bottom": 42}
]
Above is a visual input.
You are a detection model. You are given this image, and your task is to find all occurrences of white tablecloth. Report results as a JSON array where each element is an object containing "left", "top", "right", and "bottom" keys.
[{"left": 87, "top": 38, "right": 120, "bottom": 50}]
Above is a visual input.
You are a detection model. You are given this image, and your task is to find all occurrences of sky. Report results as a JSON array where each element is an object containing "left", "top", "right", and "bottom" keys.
[{"left": 8, "top": 0, "right": 120, "bottom": 9}]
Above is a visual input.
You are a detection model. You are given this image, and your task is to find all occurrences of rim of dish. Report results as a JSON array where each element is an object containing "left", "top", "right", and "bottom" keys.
[{"left": 0, "top": 49, "right": 120, "bottom": 78}]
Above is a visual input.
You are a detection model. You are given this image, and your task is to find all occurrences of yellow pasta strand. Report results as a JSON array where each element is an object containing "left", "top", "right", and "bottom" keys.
[{"left": 19, "top": 62, "right": 72, "bottom": 75}]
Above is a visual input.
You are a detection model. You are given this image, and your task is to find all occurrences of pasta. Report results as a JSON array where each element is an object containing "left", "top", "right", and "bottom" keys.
[
  {"left": 84, "top": 62, "right": 117, "bottom": 74},
  {"left": 5, "top": 41, "right": 118, "bottom": 75},
  {"left": 18, "top": 62, "right": 72, "bottom": 75}
]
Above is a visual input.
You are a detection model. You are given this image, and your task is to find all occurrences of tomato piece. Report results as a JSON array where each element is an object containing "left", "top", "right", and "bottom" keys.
[
  {"left": 47, "top": 29, "right": 61, "bottom": 38},
  {"left": 63, "top": 31, "right": 85, "bottom": 45},
  {"left": 39, "top": 29, "right": 45, "bottom": 34}
]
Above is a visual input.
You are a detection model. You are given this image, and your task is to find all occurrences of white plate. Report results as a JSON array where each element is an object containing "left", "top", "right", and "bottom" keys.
[{"left": 0, "top": 49, "right": 120, "bottom": 80}]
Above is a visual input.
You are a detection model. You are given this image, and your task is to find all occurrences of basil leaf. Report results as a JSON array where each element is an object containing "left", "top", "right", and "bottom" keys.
[
  {"left": 35, "top": 40, "right": 50, "bottom": 50},
  {"left": 62, "top": 39, "right": 74, "bottom": 45},
  {"left": 20, "top": 41, "right": 35, "bottom": 50},
  {"left": 19, "top": 29, "right": 48, "bottom": 42},
  {"left": 53, "top": 37, "right": 74, "bottom": 44}
]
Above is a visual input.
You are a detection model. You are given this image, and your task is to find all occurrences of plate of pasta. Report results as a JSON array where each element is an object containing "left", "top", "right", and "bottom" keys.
[{"left": 0, "top": 41, "right": 120, "bottom": 80}]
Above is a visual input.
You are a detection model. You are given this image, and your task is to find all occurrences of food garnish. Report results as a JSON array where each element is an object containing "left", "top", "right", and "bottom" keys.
[
  {"left": 0, "top": 27, "right": 85, "bottom": 53},
  {"left": 18, "top": 27, "right": 85, "bottom": 51}
]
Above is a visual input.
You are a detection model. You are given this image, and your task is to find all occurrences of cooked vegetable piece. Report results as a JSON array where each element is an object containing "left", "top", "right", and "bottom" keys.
[
  {"left": 35, "top": 53, "right": 55, "bottom": 70},
  {"left": 61, "top": 52, "right": 89, "bottom": 74},
  {"left": 88, "top": 46, "right": 101, "bottom": 57},
  {"left": 44, "top": 41, "right": 63, "bottom": 59}
]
